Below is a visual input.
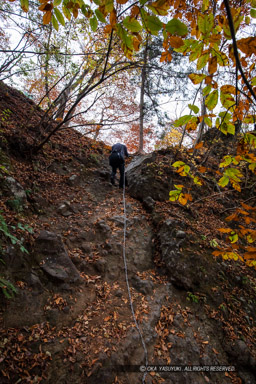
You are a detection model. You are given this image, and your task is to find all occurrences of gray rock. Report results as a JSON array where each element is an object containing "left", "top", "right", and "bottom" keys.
[
  {"left": 3, "top": 176, "right": 27, "bottom": 210},
  {"left": 96, "top": 221, "right": 111, "bottom": 233},
  {"left": 131, "top": 275, "right": 154, "bottom": 295},
  {"left": 143, "top": 196, "right": 155, "bottom": 212},
  {"left": 80, "top": 243, "right": 91, "bottom": 253},
  {"left": 67, "top": 174, "right": 80, "bottom": 186},
  {"left": 94, "top": 258, "right": 107, "bottom": 273},
  {"left": 26, "top": 272, "right": 43, "bottom": 290},
  {"left": 114, "top": 289, "right": 123, "bottom": 297},
  {"left": 158, "top": 219, "right": 201, "bottom": 290},
  {"left": 34, "top": 230, "right": 81, "bottom": 284},
  {"left": 176, "top": 230, "right": 186, "bottom": 238},
  {"left": 57, "top": 201, "right": 73, "bottom": 216},
  {"left": 126, "top": 154, "right": 171, "bottom": 201}
]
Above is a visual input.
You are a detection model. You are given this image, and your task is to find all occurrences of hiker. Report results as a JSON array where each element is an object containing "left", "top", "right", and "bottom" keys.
[{"left": 109, "top": 143, "right": 129, "bottom": 188}]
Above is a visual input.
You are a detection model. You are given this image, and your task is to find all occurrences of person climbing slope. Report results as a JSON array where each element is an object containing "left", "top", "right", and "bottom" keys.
[{"left": 109, "top": 143, "right": 129, "bottom": 188}]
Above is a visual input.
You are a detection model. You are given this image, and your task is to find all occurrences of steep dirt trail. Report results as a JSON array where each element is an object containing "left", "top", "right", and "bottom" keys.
[
  {"left": 36, "top": 160, "right": 237, "bottom": 384},
  {"left": 1, "top": 156, "right": 252, "bottom": 384}
]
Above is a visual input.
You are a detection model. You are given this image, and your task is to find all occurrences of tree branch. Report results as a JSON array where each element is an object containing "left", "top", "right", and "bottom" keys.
[{"left": 223, "top": 0, "right": 256, "bottom": 103}]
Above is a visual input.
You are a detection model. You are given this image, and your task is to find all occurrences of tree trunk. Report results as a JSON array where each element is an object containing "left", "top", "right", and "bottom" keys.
[
  {"left": 139, "top": 37, "right": 149, "bottom": 154},
  {"left": 44, "top": 24, "right": 52, "bottom": 109},
  {"left": 193, "top": 94, "right": 206, "bottom": 150}
]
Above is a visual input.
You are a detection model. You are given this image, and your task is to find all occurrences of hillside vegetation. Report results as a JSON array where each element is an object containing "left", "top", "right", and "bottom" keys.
[{"left": 0, "top": 81, "right": 256, "bottom": 384}]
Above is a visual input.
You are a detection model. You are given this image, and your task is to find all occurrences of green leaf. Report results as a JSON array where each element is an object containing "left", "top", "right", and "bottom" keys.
[
  {"left": 202, "top": 0, "right": 209, "bottom": 11},
  {"left": 215, "top": 50, "right": 229, "bottom": 66},
  {"left": 188, "top": 73, "right": 207, "bottom": 84},
  {"left": 198, "top": 13, "right": 214, "bottom": 36},
  {"left": 224, "top": 168, "right": 243, "bottom": 182},
  {"left": 144, "top": 15, "right": 162, "bottom": 34},
  {"left": 54, "top": 8, "right": 65, "bottom": 26},
  {"left": 188, "top": 104, "right": 199, "bottom": 114},
  {"left": 220, "top": 91, "right": 235, "bottom": 109},
  {"left": 166, "top": 19, "right": 188, "bottom": 36},
  {"left": 174, "top": 115, "right": 194, "bottom": 127},
  {"left": 204, "top": 116, "right": 212, "bottom": 127},
  {"left": 20, "top": 245, "right": 29, "bottom": 254},
  {"left": 193, "top": 176, "right": 202, "bottom": 185},
  {"left": 105, "top": 0, "right": 114, "bottom": 13},
  {"left": 95, "top": 9, "right": 106, "bottom": 23},
  {"left": 220, "top": 155, "right": 233, "bottom": 168},
  {"left": 20, "top": 0, "right": 29, "bottom": 12},
  {"left": 53, "top": 0, "right": 62, "bottom": 5},
  {"left": 244, "top": 115, "right": 256, "bottom": 124},
  {"left": 205, "top": 90, "right": 218, "bottom": 110},
  {"left": 227, "top": 123, "right": 235, "bottom": 135},
  {"left": 172, "top": 161, "right": 185, "bottom": 168},
  {"left": 229, "top": 233, "right": 238, "bottom": 243},
  {"left": 250, "top": 8, "right": 256, "bottom": 17},
  {"left": 90, "top": 15, "right": 98, "bottom": 32},
  {"left": 117, "top": 25, "right": 132, "bottom": 50},
  {"left": 197, "top": 52, "right": 209, "bottom": 70},
  {"left": 62, "top": 5, "right": 71, "bottom": 20},
  {"left": 184, "top": 164, "right": 190, "bottom": 174},
  {"left": 202, "top": 85, "right": 212, "bottom": 96},
  {"left": 123, "top": 17, "right": 142, "bottom": 32},
  {"left": 218, "top": 176, "right": 229, "bottom": 187},
  {"left": 169, "top": 190, "right": 180, "bottom": 201}
]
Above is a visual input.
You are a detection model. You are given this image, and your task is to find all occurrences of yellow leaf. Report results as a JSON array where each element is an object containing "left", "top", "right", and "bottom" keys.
[
  {"left": 132, "top": 37, "right": 140, "bottom": 51},
  {"left": 178, "top": 193, "right": 187, "bottom": 205},
  {"left": 220, "top": 84, "right": 236, "bottom": 95},
  {"left": 237, "top": 37, "right": 256, "bottom": 56},
  {"left": 208, "top": 56, "right": 217, "bottom": 74}
]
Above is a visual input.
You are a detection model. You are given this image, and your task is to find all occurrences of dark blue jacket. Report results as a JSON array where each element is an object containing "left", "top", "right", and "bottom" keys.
[{"left": 111, "top": 143, "right": 129, "bottom": 161}]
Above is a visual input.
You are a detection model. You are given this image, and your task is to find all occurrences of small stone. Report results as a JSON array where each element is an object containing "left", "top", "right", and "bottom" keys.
[
  {"left": 67, "top": 174, "right": 80, "bottom": 186},
  {"left": 176, "top": 230, "right": 186, "bottom": 238},
  {"left": 115, "top": 289, "right": 123, "bottom": 297}
]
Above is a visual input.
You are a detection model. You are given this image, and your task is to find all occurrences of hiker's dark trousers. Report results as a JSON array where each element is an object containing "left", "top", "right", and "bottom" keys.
[{"left": 109, "top": 153, "right": 127, "bottom": 188}]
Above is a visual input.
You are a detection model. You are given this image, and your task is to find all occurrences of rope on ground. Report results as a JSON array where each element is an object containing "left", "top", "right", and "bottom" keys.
[{"left": 122, "top": 169, "right": 148, "bottom": 384}]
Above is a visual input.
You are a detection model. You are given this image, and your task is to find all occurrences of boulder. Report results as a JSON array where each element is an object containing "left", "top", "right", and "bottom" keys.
[
  {"left": 126, "top": 154, "right": 171, "bottom": 201},
  {"left": 34, "top": 230, "right": 81, "bottom": 284}
]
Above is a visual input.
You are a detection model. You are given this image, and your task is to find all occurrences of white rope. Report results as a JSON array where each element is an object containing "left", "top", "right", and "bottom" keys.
[{"left": 122, "top": 167, "right": 148, "bottom": 383}]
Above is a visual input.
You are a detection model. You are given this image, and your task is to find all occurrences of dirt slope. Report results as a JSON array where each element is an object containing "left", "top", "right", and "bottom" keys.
[{"left": 0, "top": 81, "right": 256, "bottom": 384}]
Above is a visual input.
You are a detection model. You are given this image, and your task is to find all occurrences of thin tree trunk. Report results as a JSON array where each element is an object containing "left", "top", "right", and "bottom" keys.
[
  {"left": 44, "top": 24, "right": 52, "bottom": 109},
  {"left": 139, "top": 37, "right": 148, "bottom": 153},
  {"left": 193, "top": 94, "right": 206, "bottom": 150}
]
